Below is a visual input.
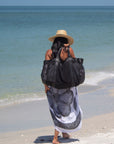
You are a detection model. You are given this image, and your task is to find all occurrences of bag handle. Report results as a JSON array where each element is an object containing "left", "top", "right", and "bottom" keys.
[
  {"left": 67, "top": 45, "right": 71, "bottom": 57},
  {"left": 56, "top": 47, "right": 62, "bottom": 61}
]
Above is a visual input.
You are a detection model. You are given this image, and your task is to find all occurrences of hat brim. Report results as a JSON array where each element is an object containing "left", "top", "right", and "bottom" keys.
[{"left": 48, "top": 34, "right": 74, "bottom": 45}]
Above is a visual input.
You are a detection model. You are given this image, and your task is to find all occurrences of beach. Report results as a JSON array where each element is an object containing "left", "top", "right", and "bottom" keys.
[
  {"left": 0, "top": 6, "right": 114, "bottom": 144},
  {"left": 0, "top": 77, "right": 114, "bottom": 144},
  {"left": 0, "top": 112, "right": 114, "bottom": 144}
]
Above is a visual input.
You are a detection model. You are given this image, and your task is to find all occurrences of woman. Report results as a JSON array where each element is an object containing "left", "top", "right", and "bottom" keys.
[{"left": 44, "top": 30, "right": 82, "bottom": 144}]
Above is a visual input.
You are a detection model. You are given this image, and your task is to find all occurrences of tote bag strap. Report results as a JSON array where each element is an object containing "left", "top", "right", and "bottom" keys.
[
  {"left": 67, "top": 45, "right": 71, "bottom": 57},
  {"left": 56, "top": 47, "right": 62, "bottom": 61}
]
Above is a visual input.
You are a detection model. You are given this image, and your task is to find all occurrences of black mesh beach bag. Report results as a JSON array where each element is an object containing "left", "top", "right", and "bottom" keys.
[{"left": 41, "top": 47, "right": 85, "bottom": 89}]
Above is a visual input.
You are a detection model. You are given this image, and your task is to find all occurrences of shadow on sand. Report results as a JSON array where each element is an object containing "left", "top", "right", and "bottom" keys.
[{"left": 34, "top": 135, "right": 79, "bottom": 143}]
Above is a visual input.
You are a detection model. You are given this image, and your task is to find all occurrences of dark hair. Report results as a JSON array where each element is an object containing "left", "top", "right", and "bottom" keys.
[{"left": 51, "top": 37, "right": 68, "bottom": 58}]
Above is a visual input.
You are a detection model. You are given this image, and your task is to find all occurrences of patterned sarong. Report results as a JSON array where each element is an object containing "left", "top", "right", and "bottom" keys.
[{"left": 47, "top": 86, "right": 83, "bottom": 133}]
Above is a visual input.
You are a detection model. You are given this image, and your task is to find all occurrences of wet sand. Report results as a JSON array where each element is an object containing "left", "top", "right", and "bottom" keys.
[{"left": 0, "top": 112, "right": 114, "bottom": 144}]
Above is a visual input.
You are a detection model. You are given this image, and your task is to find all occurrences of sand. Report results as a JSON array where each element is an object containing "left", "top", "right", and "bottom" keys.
[
  {"left": 110, "top": 89, "right": 114, "bottom": 97},
  {"left": 0, "top": 112, "right": 114, "bottom": 144},
  {"left": 0, "top": 78, "right": 114, "bottom": 143}
]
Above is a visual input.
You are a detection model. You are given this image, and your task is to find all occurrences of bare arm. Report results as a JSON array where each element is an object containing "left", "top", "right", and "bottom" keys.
[
  {"left": 69, "top": 47, "right": 75, "bottom": 58},
  {"left": 45, "top": 49, "right": 52, "bottom": 60}
]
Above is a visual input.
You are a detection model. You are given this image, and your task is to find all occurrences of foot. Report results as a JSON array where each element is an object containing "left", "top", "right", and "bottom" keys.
[
  {"left": 52, "top": 139, "right": 60, "bottom": 144},
  {"left": 62, "top": 133, "right": 70, "bottom": 139}
]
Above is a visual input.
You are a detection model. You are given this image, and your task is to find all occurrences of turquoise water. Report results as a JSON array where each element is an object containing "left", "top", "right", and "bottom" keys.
[{"left": 0, "top": 6, "right": 114, "bottom": 105}]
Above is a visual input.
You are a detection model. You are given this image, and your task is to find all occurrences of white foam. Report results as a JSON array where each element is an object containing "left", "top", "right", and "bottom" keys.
[
  {"left": 84, "top": 71, "right": 114, "bottom": 86},
  {"left": 0, "top": 92, "right": 46, "bottom": 107}
]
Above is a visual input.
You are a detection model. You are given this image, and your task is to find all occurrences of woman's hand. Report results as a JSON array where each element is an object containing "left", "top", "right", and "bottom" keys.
[
  {"left": 60, "top": 44, "right": 69, "bottom": 61},
  {"left": 63, "top": 44, "right": 69, "bottom": 52},
  {"left": 44, "top": 84, "right": 50, "bottom": 93},
  {"left": 60, "top": 44, "right": 75, "bottom": 60}
]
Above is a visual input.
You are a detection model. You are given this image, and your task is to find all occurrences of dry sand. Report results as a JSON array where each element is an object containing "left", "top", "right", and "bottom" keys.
[
  {"left": 0, "top": 112, "right": 114, "bottom": 144},
  {"left": 109, "top": 89, "right": 114, "bottom": 97}
]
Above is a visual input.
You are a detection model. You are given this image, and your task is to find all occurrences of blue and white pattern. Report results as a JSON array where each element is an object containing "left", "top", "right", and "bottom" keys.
[{"left": 47, "top": 86, "right": 83, "bottom": 133}]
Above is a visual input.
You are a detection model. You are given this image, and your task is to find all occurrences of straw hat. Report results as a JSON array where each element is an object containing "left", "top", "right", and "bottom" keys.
[{"left": 48, "top": 30, "right": 74, "bottom": 45}]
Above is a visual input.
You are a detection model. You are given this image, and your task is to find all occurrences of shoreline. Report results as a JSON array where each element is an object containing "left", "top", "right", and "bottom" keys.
[
  {"left": 0, "top": 112, "right": 114, "bottom": 144},
  {"left": 0, "top": 77, "right": 114, "bottom": 133},
  {"left": 0, "top": 83, "right": 109, "bottom": 108},
  {"left": 0, "top": 84, "right": 101, "bottom": 108},
  {"left": 0, "top": 73, "right": 114, "bottom": 108}
]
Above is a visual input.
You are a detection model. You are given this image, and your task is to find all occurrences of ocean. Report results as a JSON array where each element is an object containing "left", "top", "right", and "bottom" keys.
[{"left": 0, "top": 6, "right": 114, "bottom": 106}]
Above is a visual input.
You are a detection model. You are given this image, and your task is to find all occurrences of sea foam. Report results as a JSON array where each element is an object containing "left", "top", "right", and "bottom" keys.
[
  {"left": 84, "top": 71, "right": 114, "bottom": 86},
  {"left": 0, "top": 92, "right": 46, "bottom": 107}
]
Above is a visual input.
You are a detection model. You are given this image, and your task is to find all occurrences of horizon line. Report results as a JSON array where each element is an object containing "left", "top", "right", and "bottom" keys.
[{"left": 0, "top": 5, "right": 114, "bottom": 7}]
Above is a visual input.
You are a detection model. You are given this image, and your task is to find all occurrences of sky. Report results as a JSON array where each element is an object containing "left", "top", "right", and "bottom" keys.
[{"left": 0, "top": 0, "right": 114, "bottom": 6}]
